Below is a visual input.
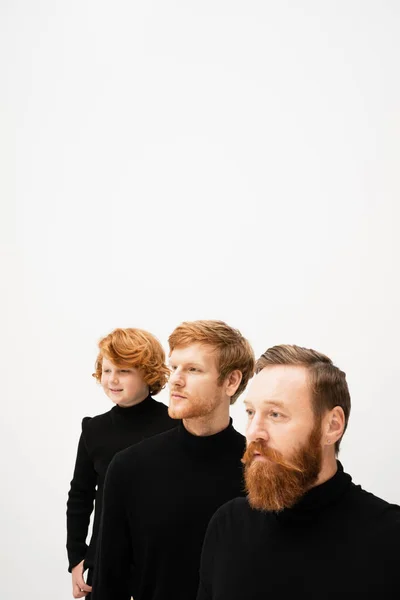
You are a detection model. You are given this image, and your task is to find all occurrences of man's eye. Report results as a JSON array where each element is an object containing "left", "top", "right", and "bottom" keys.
[
  {"left": 271, "top": 412, "right": 281, "bottom": 419},
  {"left": 245, "top": 409, "right": 254, "bottom": 417},
  {"left": 189, "top": 367, "right": 198, "bottom": 372}
]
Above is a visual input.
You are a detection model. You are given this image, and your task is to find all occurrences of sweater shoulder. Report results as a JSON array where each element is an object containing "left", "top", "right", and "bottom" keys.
[
  {"left": 221, "top": 496, "right": 249, "bottom": 514},
  {"left": 113, "top": 426, "right": 179, "bottom": 463},
  {"left": 347, "top": 483, "right": 400, "bottom": 535},
  {"left": 81, "top": 410, "right": 112, "bottom": 434},
  {"left": 349, "top": 483, "right": 400, "bottom": 514},
  {"left": 216, "top": 496, "right": 248, "bottom": 517},
  {"left": 208, "top": 496, "right": 249, "bottom": 531}
]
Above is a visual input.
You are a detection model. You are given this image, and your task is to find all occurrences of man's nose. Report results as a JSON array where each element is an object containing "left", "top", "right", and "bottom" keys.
[
  {"left": 246, "top": 415, "right": 269, "bottom": 444},
  {"left": 169, "top": 368, "right": 184, "bottom": 387}
]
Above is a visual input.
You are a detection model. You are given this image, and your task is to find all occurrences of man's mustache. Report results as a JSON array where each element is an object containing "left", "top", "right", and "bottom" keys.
[{"left": 242, "top": 440, "right": 305, "bottom": 473}]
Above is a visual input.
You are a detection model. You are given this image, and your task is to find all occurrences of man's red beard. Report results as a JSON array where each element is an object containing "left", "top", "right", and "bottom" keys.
[
  {"left": 168, "top": 389, "right": 222, "bottom": 419},
  {"left": 242, "top": 423, "right": 322, "bottom": 512}
]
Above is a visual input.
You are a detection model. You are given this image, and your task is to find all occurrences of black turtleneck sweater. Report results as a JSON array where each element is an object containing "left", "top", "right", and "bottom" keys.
[
  {"left": 66, "top": 395, "right": 176, "bottom": 572},
  {"left": 91, "top": 419, "right": 246, "bottom": 600},
  {"left": 197, "top": 462, "right": 400, "bottom": 600}
]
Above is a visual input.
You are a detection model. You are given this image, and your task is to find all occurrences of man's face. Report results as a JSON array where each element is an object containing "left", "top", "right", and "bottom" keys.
[
  {"left": 242, "top": 365, "right": 322, "bottom": 511},
  {"left": 168, "top": 343, "right": 225, "bottom": 419}
]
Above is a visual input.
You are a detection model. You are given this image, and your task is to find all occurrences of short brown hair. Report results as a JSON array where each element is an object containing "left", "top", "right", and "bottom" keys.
[
  {"left": 93, "top": 328, "right": 169, "bottom": 395},
  {"left": 168, "top": 320, "right": 255, "bottom": 403},
  {"left": 256, "top": 345, "right": 351, "bottom": 453}
]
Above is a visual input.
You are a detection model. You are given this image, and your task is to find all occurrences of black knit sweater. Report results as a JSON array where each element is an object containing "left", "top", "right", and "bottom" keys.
[
  {"left": 197, "top": 462, "right": 400, "bottom": 600},
  {"left": 91, "top": 419, "right": 246, "bottom": 600},
  {"left": 66, "top": 395, "right": 176, "bottom": 571}
]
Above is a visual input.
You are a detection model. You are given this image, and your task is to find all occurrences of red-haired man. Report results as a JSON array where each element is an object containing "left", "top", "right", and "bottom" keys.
[{"left": 197, "top": 345, "right": 400, "bottom": 600}]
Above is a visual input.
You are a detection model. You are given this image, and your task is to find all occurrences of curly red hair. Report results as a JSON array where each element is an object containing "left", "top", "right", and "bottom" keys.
[{"left": 93, "top": 328, "right": 169, "bottom": 395}]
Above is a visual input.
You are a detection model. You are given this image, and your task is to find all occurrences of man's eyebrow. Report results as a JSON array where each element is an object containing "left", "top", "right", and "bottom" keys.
[
  {"left": 168, "top": 361, "right": 204, "bottom": 368},
  {"left": 244, "top": 399, "right": 286, "bottom": 409}
]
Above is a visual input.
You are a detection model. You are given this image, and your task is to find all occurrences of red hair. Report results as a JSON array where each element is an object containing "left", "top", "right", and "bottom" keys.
[{"left": 93, "top": 328, "right": 169, "bottom": 395}]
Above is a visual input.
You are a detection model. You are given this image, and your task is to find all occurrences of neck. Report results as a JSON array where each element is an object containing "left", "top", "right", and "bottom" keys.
[
  {"left": 315, "top": 451, "right": 338, "bottom": 487},
  {"left": 183, "top": 410, "right": 230, "bottom": 437}
]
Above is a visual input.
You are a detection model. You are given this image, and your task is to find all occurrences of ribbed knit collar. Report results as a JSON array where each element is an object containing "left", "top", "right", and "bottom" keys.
[
  {"left": 111, "top": 394, "right": 156, "bottom": 420},
  {"left": 178, "top": 417, "right": 240, "bottom": 457},
  {"left": 275, "top": 461, "right": 352, "bottom": 523}
]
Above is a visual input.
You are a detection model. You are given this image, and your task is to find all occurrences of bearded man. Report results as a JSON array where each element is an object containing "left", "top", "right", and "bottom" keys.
[
  {"left": 196, "top": 345, "right": 400, "bottom": 600},
  {"left": 91, "top": 320, "right": 255, "bottom": 600}
]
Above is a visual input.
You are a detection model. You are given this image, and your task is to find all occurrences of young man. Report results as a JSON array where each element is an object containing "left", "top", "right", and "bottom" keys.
[
  {"left": 66, "top": 328, "right": 176, "bottom": 599},
  {"left": 91, "top": 320, "right": 255, "bottom": 600},
  {"left": 197, "top": 345, "right": 400, "bottom": 600}
]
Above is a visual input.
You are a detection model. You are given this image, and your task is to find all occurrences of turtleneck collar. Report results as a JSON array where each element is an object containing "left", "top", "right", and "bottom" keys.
[
  {"left": 275, "top": 461, "right": 352, "bottom": 524},
  {"left": 178, "top": 417, "right": 239, "bottom": 457},
  {"left": 111, "top": 394, "right": 156, "bottom": 419}
]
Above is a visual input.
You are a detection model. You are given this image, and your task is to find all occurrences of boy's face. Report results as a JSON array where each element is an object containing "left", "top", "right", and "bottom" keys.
[{"left": 101, "top": 357, "right": 149, "bottom": 407}]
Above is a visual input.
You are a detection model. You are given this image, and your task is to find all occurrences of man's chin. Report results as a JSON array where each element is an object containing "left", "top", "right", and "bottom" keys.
[
  {"left": 168, "top": 404, "right": 208, "bottom": 420},
  {"left": 168, "top": 404, "right": 192, "bottom": 420},
  {"left": 168, "top": 405, "right": 182, "bottom": 419}
]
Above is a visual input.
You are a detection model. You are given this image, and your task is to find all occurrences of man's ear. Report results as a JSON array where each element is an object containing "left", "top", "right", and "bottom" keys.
[
  {"left": 225, "top": 370, "right": 243, "bottom": 398},
  {"left": 324, "top": 406, "right": 345, "bottom": 447}
]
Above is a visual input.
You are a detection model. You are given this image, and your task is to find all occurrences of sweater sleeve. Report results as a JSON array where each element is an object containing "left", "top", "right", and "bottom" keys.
[
  {"left": 91, "top": 453, "right": 133, "bottom": 600},
  {"left": 66, "top": 417, "right": 97, "bottom": 572}
]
